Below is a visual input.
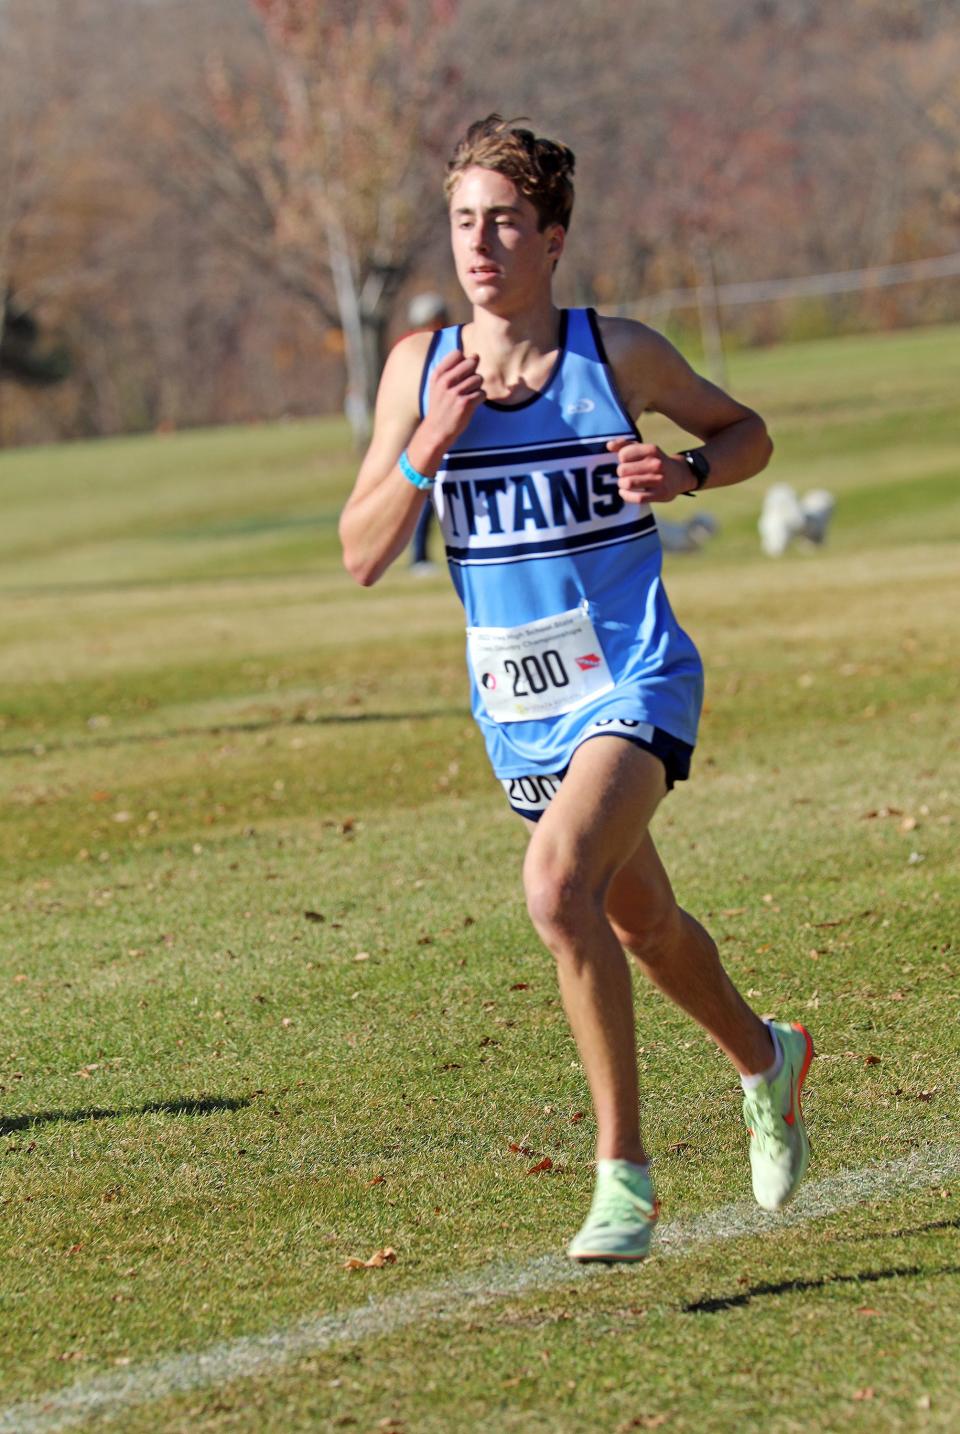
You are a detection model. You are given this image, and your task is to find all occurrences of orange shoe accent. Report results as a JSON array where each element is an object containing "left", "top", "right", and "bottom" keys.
[{"left": 785, "top": 1023, "right": 815, "bottom": 1126}]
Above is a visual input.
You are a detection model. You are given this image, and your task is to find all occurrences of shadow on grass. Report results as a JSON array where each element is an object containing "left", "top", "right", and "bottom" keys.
[
  {"left": 682, "top": 1263, "right": 960, "bottom": 1315},
  {"left": 850, "top": 1216, "right": 960, "bottom": 1241},
  {"left": 0, "top": 707, "right": 467, "bottom": 760},
  {"left": 1, "top": 1095, "right": 251, "bottom": 1137}
]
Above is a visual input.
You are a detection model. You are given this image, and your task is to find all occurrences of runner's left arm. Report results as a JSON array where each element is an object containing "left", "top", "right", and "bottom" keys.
[{"left": 599, "top": 318, "right": 773, "bottom": 505}]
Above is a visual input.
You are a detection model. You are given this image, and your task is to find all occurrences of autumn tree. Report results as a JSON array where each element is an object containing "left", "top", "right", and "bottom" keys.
[{"left": 171, "top": 0, "right": 464, "bottom": 442}]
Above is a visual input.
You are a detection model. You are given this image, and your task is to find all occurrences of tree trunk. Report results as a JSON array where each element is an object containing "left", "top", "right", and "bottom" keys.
[{"left": 324, "top": 209, "right": 372, "bottom": 447}]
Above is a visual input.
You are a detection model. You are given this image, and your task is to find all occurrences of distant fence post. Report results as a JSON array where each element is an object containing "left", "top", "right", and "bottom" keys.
[{"left": 691, "top": 237, "right": 728, "bottom": 387}]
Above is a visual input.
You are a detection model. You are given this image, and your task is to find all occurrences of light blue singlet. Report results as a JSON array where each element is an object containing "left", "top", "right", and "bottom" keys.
[{"left": 421, "top": 308, "right": 704, "bottom": 779}]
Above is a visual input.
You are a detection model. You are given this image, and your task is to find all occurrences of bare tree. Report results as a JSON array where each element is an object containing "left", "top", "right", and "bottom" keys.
[{"left": 163, "top": 0, "right": 464, "bottom": 443}]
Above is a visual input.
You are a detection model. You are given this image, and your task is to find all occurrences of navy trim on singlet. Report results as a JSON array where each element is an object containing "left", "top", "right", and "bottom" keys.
[
  {"left": 441, "top": 437, "right": 616, "bottom": 471},
  {"left": 585, "top": 308, "right": 642, "bottom": 438},
  {"left": 418, "top": 330, "right": 443, "bottom": 420},
  {"left": 445, "top": 513, "right": 657, "bottom": 565},
  {"left": 456, "top": 310, "right": 570, "bottom": 412}
]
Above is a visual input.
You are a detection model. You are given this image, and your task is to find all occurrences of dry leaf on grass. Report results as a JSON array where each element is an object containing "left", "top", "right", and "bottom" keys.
[
  {"left": 526, "top": 1156, "right": 553, "bottom": 1175},
  {"left": 343, "top": 1247, "right": 397, "bottom": 1270}
]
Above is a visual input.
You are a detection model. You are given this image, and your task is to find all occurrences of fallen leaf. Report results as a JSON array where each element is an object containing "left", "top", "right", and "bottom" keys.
[
  {"left": 368, "top": 1175, "right": 386, "bottom": 1186},
  {"left": 509, "top": 1142, "right": 535, "bottom": 1156},
  {"left": 303, "top": 910, "right": 325, "bottom": 923},
  {"left": 510, "top": 982, "right": 530, "bottom": 991},
  {"left": 856, "top": 1306, "right": 880, "bottom": 1316},
  {"left": 526, "top": 1156, "right": 553, "bottom": 1175},
  {"left": 852, "top": 1388, "right": 874, "bottom": 1401},
  {"left": 570, "top": 1111, "right": 586, "bottom": 1124},
  {"left": 813, "top": 910, "right": 875, "bottom": 928},
  {"left": 343, "top": 1247, "right": 397, "bottom": 1270},
  {"left": 864, "top": 1054, "right": 881, "bottom": 1066}
]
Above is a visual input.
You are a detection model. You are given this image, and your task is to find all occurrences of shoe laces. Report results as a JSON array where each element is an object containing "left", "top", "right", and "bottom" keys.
[
  {"left": 744, "top": 1085, "right": 787, "bottom": 1151},
  {"left": 588, "top": 1175, "right": 656, "bottom": 1227}
]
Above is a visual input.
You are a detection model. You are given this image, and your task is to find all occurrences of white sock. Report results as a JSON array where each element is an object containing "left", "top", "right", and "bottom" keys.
[
  {"left": 740, "top": 1022, "right": 783, "bottom": 1092},
  {"left": 598, "top": 1157, "right": 651, "bottom": 1181}
]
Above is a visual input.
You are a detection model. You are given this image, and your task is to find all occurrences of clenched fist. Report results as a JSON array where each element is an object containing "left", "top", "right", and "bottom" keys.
[
  {"left": 423, "top": 349, "right": 487, "bottom": 450},
  {"left": 606, "top": 438, "right": 693, "bottom": 504}
]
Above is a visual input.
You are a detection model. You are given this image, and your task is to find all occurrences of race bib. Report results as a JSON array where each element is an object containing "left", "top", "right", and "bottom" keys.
[{"left": 467, "top": 604, "right": 614, "bottom": 723}]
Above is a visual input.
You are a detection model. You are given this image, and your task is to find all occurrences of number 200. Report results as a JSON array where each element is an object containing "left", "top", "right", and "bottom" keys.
[{"left": 503, "top": 649, "right": 570, "bottom": 697}]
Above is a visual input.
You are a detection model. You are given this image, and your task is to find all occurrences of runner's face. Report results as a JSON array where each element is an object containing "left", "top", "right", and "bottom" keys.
[{"left": 449, "top": 167, "right": 563, "bottom": 312}]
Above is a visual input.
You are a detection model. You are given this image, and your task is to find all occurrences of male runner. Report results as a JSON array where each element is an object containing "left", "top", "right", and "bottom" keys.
[{"left": 339, "top": 115, "right": 813, "bottom": 1262}]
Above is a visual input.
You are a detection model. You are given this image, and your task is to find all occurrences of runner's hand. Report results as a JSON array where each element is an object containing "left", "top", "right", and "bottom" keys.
[
  {"left": 422, "top": 349, "right": 486, "bottom": 449},
  {"left": 606, "top": 438, "right": 692, "bottom": 504}
]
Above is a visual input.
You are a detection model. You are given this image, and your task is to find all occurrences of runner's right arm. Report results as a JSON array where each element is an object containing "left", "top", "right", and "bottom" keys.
[{"left": 339, "top": 335, "right": 485, "bottom": 586}]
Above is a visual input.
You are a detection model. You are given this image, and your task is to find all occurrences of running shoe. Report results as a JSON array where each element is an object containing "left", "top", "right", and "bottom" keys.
[
  {"left": 567, "top": 1158, "right": 659, "bottom": 1263},
  {"left": 743, "top": 1020, "right": 814, "bottom": 1211}
]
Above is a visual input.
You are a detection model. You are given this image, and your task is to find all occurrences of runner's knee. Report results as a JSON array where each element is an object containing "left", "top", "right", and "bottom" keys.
[{"left": 523, "top": 843, "right": 606, "bottom": 949}]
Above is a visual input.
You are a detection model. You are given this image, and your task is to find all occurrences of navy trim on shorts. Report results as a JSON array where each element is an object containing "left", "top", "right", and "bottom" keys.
[{"left": 500, "top": 726, "right": 694, "bottom": 822}]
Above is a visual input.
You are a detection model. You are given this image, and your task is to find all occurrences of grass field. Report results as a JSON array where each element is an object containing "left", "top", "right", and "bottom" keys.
[{"left": 1, "top": 323, "right": 959, "bottom": 1432}]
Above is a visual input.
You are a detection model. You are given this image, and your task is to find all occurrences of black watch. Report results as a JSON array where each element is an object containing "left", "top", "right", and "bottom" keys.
[{"left": 679, "top": 448, "right": 710, "bottom": 495}]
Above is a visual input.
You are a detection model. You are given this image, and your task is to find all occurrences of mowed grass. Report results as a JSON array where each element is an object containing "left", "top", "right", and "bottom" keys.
[{"left": 0, "top": 323, "right": 958, "bottom": 1432}]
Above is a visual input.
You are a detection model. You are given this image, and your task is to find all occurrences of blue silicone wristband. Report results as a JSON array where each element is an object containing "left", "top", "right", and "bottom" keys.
[{"left": 398, "top": 449, "right": 435, "bottom": 491}]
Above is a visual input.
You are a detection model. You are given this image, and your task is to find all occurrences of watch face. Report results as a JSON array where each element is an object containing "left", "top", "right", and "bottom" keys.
[{"left": 683, "top": 450, "right": 710, "bottom": 487}]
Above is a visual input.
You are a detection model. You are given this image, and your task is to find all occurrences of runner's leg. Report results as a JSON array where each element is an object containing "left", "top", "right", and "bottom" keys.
[
  {"left": 605, "top": 835, "right": 775, "bottom": 1076},
  {"left": 521, "top": 736, "right": 668, "bottom": 1165}
]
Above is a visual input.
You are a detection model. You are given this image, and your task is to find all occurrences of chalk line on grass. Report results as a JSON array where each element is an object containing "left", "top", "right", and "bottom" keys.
[{"left": 2, "top": 1143, "right": 958, "bottom": 1434}]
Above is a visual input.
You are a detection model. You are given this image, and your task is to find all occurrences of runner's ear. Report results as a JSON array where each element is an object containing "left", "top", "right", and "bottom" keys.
[{"left": 547, "top": 224, "right": 565, "bottom": 264}]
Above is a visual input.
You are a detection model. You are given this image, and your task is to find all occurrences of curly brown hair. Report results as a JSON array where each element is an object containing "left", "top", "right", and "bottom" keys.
[{"left": 444, "top": 114, "right": 575, "bottom": 232}]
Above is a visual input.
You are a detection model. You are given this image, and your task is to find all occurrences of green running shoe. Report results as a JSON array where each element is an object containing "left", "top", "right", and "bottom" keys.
[
  {"left": 567, "top": 1158, "right": 659, "bottom": 1263},
  {"left": 743, "top": 1020, "right": 814, "bottom": 1211}
]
